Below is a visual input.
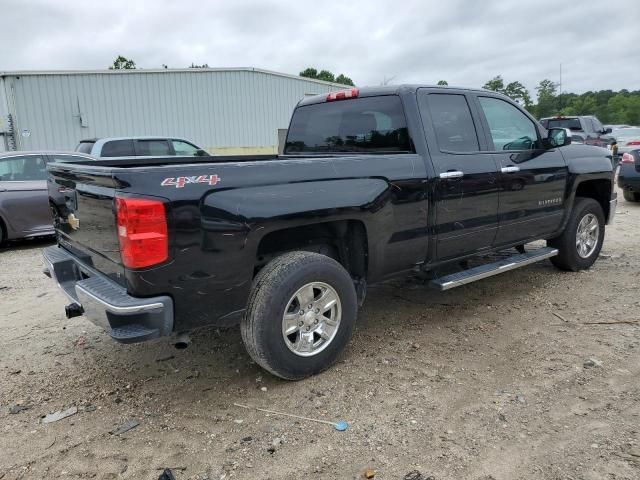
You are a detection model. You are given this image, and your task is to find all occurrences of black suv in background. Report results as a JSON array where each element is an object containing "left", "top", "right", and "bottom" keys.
[{"left": 540, "top": 116, "right": 614, "bottom": 147}]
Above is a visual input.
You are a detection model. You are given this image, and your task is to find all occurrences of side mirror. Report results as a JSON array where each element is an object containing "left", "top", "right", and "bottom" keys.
[
  {"left": 604, "top": 127, "right": 612, "bottom": 134},
  {"left": 547, "top": 127, "right": 571, "bottom": 148}
]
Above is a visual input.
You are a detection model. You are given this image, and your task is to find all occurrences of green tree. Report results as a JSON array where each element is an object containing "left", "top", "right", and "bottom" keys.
[
  {"left": 109, "top": 55, "right": 136, "bottom": 70},
  {"left": 483, "top": 75, "right": 505, "bottom": 93},
  {"left": 299, "top": 67, "right": 318, "bottom": 79},
  {"left": 535, "top": 79, "right": 558, "bottom": 118},
  {"left": 189, "top": 63, "right": 210, "bottom": 68},
  {"left": 335, "top": 74, "right": 355, "bottom": 86},
  {"left": 300, "top": 67, "right": 355, "bottom": 86},
  {"left": 437, "top": 80, "right": 448, "bottom": 85},
  {"left": 504, "top": 81, "right": 532, "bottom": 109}
]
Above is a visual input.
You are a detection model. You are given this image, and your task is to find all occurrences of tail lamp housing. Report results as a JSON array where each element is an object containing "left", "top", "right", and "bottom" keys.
[
  {"left": 115, "top": 196, "right": 168, "bottom": 269},
  {"left": 621, "top": 153, "right": 634, "bottom": 164}
]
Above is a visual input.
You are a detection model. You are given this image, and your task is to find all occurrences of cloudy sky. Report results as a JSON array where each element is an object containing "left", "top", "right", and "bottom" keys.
[{"left": 2, "top": 0, "right": 639, "bottom": 98}]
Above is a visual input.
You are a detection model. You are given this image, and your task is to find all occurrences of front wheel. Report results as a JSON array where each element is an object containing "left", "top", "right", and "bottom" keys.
[
  {"left": 241, "top": 251, "right": 357, "bottom": 380},
  {"left": 548, "top": 197, "right": 605, "bottom": 271}
]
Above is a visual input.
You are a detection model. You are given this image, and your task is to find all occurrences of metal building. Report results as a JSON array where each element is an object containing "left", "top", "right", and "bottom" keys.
[{"left": 0, "top": 68, "right": 345, "bottom": 154}]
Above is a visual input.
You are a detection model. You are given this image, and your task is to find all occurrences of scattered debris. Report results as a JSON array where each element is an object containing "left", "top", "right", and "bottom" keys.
[
  {"left": 9, "top": 404, "right": 30, "bottom": 414},
  {"left": 363, "top": 467, "right": 376, "bottom": 478},
  {"left": 584, "top": 358, "right": 603, "bottom": 368},
  {"left": 404, "top": 471, "right": 432, "bottom": 480},
  {"left": 516, "top": 394, "right": 526, "bottom": 404},
  {"left": 0, "top": 286, "right": 10, "bottom": 291},
  {"left": 84, "top": 405, "right": 97, "bottom": 412},
  {"left": 45, "top": 437, "right": 56, "bottom": 449},
  {"left": 583, "top": 320, "right": 639, "bottom": 325},
  {"left": 110, "top": 419, "right": 139, "bottom": 435},
  {"left": 267, "top": 437, "right": 283, "bottom": 454},
  {"left": 9, "top": 369, "right": 21, "bottom": 375},
  {"left": 156, "top": 355, "right": 175, "bottom": 362},
  {"left": 260, "top": 386, "right": 268, "bottom": 392},
  {"left": 157, "top": 468, "right": 176, "bottom": 480},
  {"left": 497, "top": 412, "right": 507, "bottom": 422},
  {"left": 410, "top": 342, "right": 420, "bottom": 349},
  {"left": 234, "top": 403, "right": 348, "bottom": 431},
  {"left": 552, "top": 312, "right": 569, "bottom": 323},
  {"left": 42, "top": 406, "right": 77, "bottom": 423}
]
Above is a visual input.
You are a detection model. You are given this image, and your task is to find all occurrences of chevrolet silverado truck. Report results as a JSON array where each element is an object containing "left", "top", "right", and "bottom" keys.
[{"left": 43, "top": 85, "right": 616, "bottom": 380}]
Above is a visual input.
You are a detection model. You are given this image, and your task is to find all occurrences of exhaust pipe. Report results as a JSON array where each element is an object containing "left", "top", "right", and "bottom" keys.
[
  {"left": 65, "top": 303, "right": 84, "bottom": 319},
  {"left": 173, "top": 332, "right": 191, "bottom": 350}
]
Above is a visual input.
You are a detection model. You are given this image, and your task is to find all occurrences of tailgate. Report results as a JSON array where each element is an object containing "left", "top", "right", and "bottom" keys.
[{"left": 47, "top": 164, "right": 125, "bottom": 285}]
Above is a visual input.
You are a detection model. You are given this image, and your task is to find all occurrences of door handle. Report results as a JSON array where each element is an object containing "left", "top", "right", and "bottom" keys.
[
  {"left": 501, "top": 166, "right": 520, "bottom": 173},
  {"left": 439, "top": 170, "right": 464, "bottom": 179}
]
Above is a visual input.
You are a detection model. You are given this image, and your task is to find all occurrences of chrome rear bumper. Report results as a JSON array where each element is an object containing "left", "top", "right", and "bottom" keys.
[{"left": 42, "top": 246, "right": 173, "bottom": 343}]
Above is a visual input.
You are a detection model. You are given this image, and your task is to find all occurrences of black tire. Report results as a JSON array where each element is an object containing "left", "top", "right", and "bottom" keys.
[
  {"left": 623, "top": 190, "right": 638, "bottom": 202},
  {"left": 548, "top": 197, "right": 605, "bottom": 271},
  {"left": 241, "top": 251, "right": 357, "bottom": 380}
]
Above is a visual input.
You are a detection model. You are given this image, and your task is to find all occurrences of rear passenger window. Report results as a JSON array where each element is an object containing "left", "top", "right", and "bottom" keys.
[
  {"left": 423, "top": 94, "right": 480, "bottom": 153},
  {"left": 0, "top": 155, "right": 47, "bottom": 181},
  {"left": 101, "top": 140, "right": 134, "bottom": 157},
  {"left": 135, "top": 140, "right": 172, "bottom": 156}
]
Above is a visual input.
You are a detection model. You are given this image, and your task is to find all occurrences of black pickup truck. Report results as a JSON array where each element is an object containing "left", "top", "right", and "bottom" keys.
[{"left": 43, "top": 85, "right": 616, "bottom": 379}]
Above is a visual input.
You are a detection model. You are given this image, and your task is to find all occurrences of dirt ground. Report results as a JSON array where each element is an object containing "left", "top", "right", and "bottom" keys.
[{"left": 1, "top": 188, "right": 639, "bottom": 480}]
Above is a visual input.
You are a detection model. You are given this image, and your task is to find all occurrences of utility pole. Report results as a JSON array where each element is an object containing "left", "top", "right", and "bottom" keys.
[{"left": 558, "top": 63, "right": 563, "bottom": 110}]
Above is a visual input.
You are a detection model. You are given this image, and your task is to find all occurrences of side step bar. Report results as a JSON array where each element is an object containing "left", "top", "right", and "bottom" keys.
[{"left": 430, "top": 247, "right": 558, "bottom": 291}]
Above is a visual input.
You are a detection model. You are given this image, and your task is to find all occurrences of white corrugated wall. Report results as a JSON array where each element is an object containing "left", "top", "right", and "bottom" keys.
[{"left": 1, "top": 69, "right": 343, "bottom": 154}]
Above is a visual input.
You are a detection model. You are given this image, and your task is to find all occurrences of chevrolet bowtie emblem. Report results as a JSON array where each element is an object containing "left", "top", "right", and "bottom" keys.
[{"left": 67, "top": 213, "right": 80, "bottom": 230}]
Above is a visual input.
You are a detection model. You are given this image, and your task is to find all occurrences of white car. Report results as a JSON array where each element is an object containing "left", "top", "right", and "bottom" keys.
[
  {"left": 611, "top": 127, "right": 640, "bottom": 155},
  {"left": 75, "top": 136, "right": 209, "bottom": 159}
]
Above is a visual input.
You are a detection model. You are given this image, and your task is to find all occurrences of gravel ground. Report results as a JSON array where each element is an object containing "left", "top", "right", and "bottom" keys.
[{"left": 1, "top": 188, "right": 639, "bottom": 480}]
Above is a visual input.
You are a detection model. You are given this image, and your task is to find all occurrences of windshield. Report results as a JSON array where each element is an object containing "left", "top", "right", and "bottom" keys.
[
  {"left": 544, "top": 118, "right": 582, "bottom": 131},
  {"left": 285, "top": 96, "right": 412, "bottom": 154}
]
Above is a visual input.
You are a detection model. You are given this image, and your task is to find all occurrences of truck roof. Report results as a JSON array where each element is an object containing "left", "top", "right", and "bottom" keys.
[{"left": 297, "top": 84, "right": 498, "bottom": 106}]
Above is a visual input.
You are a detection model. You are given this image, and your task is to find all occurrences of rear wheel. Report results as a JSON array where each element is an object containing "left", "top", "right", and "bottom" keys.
[
  {"left": 623, "top": 190, "right": 638, "bottom": 202},
  {"left": 548, "top": 197, "right": 604, "bottom": 271},
  {"left": 241, "top": 251, "right": 357, "bottom": 380}
]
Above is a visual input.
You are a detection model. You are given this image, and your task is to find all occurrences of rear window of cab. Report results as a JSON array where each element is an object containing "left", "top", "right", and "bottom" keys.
[{"left": 285, "top": 96, "right": 412, "bottom": 154}]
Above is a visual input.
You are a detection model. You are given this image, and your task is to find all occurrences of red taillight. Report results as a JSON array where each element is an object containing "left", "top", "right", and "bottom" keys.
[
  {"left": 625, "top": 141, "right": 640, "bottom": 146},
  {"left": 621, "top": 153, "right": 634, "bottom": 164},
  {"left": 327, "top": 88, "right": 358, "bottom": 102},
  {"left": 115, "top": 196, "right": 168, "bottom": 269}
]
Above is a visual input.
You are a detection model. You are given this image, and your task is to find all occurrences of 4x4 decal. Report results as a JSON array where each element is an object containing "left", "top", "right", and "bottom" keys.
[{"left": 161, "top": 174, "right": 220, "bottom": 188}]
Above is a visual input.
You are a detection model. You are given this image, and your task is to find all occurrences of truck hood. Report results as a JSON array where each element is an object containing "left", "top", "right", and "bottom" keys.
[{"left": 560, "top": 144, "right": 613, "bottom": 174}]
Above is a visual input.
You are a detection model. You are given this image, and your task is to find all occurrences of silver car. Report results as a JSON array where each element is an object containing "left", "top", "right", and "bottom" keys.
[
  {"left": 0, "top": 151, "right": 93, "bottom": 243},
  {"left": 611, "top": 127, "right": 640, "bottom": 155},
  {"left": 75, "top": 136, "right": 209, "bottom": 159}
]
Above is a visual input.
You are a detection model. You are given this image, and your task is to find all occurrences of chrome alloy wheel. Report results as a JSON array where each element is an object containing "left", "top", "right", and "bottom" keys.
[
  {"left": 576, "top": 213, "right": 600, "bottom": 258},
  {"left": 282, "top": 282, "right": 342, "bottom": 357}
]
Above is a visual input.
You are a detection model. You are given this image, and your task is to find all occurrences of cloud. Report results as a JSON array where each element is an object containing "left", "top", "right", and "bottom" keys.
[{"left": 1, "top": 0, "right": 639, "bottom": 98}]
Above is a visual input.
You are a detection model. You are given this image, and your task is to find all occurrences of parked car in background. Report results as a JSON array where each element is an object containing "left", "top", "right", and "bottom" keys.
[
  {"left": 611, "top": 127, "right": 640, "bottom": 155},
  {"left": 76, "top": 137, "right": 210, "bottom": 159},
  {"left": 617, "top": 150, "right": 640, "bottom": 202},
  {"left": 540, "top": 115, "right": 614, "bottom": 148},
  {"left": 0, "top": 152, "right": 94, "bottom": 243}
]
